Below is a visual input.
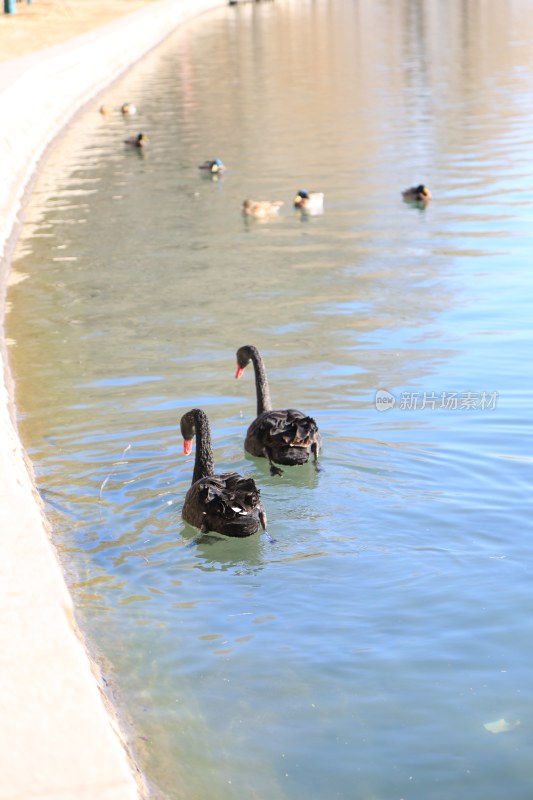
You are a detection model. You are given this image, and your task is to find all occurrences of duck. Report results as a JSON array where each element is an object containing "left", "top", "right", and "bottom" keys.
[
  {"left": 198, "top": 159, "right": 226, "bottom": 174},
  {"left": 124, "top": 133, "right": 148, "bottom": 148},
  {"left": 235, "top": 345, "right": 321, "bottom": 476},
  {"left": 180, "top": 408, "right": 267, "bottom": 537},
  {"left": 99, "top": 104, "right": 113, "bottom": 116},
  {"left": 293, "top": 190, "right": 324, "bottom": 213},
  {"left": 121, "top": 102, "right": 137, "bottom": 115},
  {"left": 241, "top": 199, "right": 284, "bottom": 218},
  {"left": 402, "top": 184, "right": 431, "bottom": 203}
]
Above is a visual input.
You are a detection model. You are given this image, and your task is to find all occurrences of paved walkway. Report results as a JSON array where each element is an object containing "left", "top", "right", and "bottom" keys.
[
  {"left": 0, "top": 0, "right": 161, "bottom": 63},
  {"left": 0, "top": 2, "right": 224, "bottom": 798}
]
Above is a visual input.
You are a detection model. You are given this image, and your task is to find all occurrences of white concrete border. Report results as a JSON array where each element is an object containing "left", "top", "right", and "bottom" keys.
[{"left": 0, "top": 2, "right": 224, "bottom": 798}]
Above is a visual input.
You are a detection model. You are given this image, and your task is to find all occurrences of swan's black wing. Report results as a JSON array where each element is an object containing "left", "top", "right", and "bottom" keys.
[
  {"left": 183, "top": 473, "right": 267, "bottom": 537},
  {"left": 246, "top": 409, "right": 321, "bottom": 474}
]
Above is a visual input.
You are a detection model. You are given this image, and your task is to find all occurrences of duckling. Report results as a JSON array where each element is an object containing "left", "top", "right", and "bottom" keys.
[
  {"left": 198, "top": 159, "right": 226, "bottom": 174},
  {"left": 241, "top": 199, "right": 284, "bottom": 218},
  {"left": 121, "top": 102, "right": 137, "bottom": 116},
  {"left": 99, "top": 104, "right": 113, "bottom": 116},
  {"left": 293, "top": 190, "right": 324, "bottom": 213},
  {"left": 402, "top": 184, "right": 431, "bottom": 203},
  {"left": 124, "top": 133, "right": 148, "bottom": 148}
]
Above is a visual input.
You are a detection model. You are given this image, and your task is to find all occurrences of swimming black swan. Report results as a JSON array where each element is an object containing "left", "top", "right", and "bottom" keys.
[
  {"left": 235, "top": 345, "right": 321, "bottom": 476},
  {"left": 180, "top": 408, "right": 267, "bottom": 537}
]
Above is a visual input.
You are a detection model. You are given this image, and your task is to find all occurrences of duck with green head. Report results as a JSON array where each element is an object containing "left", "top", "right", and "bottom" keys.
[
  {"left": 293, "top": 190, "right": 324, "bottom": 213},
  {"left": 198, "top": 158, "right": 226, "bottom": 174}
]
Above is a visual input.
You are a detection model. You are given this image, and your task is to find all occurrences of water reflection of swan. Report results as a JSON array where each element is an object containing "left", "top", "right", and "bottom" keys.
[
  {"left": 180, "top": 408, "right": 267, "bottom": 537},
  {"left": 235, "top": 345, "right": 321, "bottom": 476},
  {"left": 184, "top": 532, "right": 268, "bottom": 572}
]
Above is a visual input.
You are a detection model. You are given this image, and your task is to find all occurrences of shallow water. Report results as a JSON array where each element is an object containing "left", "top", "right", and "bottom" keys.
[{"left": 7, "top": 1, "right": 533, "bottom": 798}]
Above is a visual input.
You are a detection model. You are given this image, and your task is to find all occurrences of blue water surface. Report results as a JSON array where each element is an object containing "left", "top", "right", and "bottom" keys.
[{"left": 8, "top": 2, "right": 533, "bottom": 798}]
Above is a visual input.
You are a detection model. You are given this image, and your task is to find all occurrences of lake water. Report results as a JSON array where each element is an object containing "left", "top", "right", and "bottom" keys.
[{"left": 7, "top": 1, "right": 533, "bottom": 798}]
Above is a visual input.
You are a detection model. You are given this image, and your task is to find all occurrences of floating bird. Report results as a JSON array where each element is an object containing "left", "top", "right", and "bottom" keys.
[
  {"left": 241, "top": 199, "right": 284, "bottom": 218},
  {"left": 121, "top": 102, "right": 137, "bottom": 115},
  {"left": 293, "top": 190, "right": 324, "bottom": 213},
  {"left": 402, "top": 184, "right": 431, "bottom": 203},
  {"left": 235, "top": 345, "right": 321, "bottom": 476},
  {"left": 124, "top": 133, "right": 148, "bottom": 148},
  {"left": 180, "top": 408, "right": 267, "bottom": 537},
  {"left": 99, "top": 104, "right": 113, "bottom": 116},
  {"left": 198, "top": 159, "right": 226, "bottom": 174}
]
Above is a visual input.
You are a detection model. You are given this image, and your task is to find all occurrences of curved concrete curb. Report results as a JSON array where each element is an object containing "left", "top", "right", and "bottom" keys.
[{"left": 0, "top": 2, "right": 224, "bottom": 798}]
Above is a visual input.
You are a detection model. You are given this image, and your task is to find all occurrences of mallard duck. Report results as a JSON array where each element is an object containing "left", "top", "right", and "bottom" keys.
[
  {"left": 293, "top": 190, "right": 324, "bottom": 213},
  {"left": 180, "top": 408, "right": 267, "bottom": 537},
  {"left": 198, "top": 159, "right": 226, "bottom": 174},
  {"left": 121, "top": 102, "right": 137, "bottom": 116},
  {"left": 124, "top": 133, "right": 148, "bottom": 148},
  {"left": 235, "top": 345, "right": 321, "bottom": 476},
  {"left": 241, "top": 199, "right": 284, "bottom": 218},
  {"left": 402, "top": 184, "right": 431, "bottom": 203}
]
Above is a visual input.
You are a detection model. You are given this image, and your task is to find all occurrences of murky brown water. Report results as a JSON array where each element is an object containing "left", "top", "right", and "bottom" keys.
[{"left": 7, "top": 1, "right": 533, "bottom": 798}]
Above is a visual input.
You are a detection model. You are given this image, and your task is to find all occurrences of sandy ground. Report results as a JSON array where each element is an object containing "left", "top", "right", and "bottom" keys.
[{"left": 0, "top": 0, "right": 159, "bottom": 62}]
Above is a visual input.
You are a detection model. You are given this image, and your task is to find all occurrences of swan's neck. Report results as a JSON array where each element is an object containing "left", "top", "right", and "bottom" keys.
[
  {"left": 249, "top": 347, "right": 272, "bottom": 416},
  {"left": 192, "top": 410, "right": 214, "bottom": 483}
]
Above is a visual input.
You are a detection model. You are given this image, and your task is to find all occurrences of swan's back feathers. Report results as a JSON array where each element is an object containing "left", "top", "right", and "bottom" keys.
[
  {"left": 260, "top": 409, "right": 319, "bottom": 446},
  {"left": 246, "top": 408, "right": 321, "bottom": 465},
  {"left": 183, "top": 472, "right": 266, "bottom": 537},
  {"left": 200, "top": 473, "right": 261, "bottom": 517}
]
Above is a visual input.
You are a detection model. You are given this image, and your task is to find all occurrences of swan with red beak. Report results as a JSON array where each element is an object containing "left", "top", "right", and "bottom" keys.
[
  {"left": 235, "top": 345, "right": 321, "bottom": 476},
  {"left": 180, "top": 408, "right": 267, "bottom": 537}
]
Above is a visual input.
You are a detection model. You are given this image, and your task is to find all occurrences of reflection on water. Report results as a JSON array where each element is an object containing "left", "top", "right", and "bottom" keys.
[{"left": 7, "top": 1, "right": 533, "bottom": 798}]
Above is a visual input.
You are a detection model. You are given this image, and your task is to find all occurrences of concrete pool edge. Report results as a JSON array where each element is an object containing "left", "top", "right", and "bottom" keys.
[{"left": 0, "top": 2, "right": 225, "bottom": 798}]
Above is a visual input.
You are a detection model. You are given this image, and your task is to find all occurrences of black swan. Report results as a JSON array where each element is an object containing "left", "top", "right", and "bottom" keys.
[
  {"left": 180, "top": 408, "right": 267, "bottom": 537},
  {"left": 235, "top": 345, "right": 321, "bottom": 476}
]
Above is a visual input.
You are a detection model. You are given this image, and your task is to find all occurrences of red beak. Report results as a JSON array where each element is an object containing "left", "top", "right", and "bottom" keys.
[
  {"left": 235, "top": 365, "right": 244, "bottom": 379},
  {"left": 183, "top": 439, "right": 193, "bottom": 455}
]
